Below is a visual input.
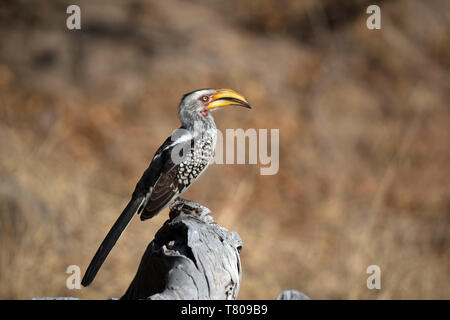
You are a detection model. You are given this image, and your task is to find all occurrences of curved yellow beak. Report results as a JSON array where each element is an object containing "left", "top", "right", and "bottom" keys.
[{"left": 205, "top": 88, "right": 251, "bottom": 110}]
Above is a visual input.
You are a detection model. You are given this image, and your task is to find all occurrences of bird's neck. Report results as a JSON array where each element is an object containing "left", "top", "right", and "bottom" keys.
[
  {"left": 178, "top": 111, "right": 217, "bottom": 154},
  {"left": 180, "top": 110, "right": 216, "bottom": 131}
]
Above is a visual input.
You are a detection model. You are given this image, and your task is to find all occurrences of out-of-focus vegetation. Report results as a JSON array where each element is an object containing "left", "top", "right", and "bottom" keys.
[{"left": 0, "top": 0, "right": 449, "bottom": 299}]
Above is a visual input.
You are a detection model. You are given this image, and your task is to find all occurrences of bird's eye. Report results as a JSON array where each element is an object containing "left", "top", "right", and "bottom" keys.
[{"left": 201, "top": 95, "right": 209, "bottom": 102}]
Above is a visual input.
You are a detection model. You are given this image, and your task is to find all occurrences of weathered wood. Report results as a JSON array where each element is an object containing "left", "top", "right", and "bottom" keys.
[{"left": 121, "top": 198, "right": 243, "bottom": 300}]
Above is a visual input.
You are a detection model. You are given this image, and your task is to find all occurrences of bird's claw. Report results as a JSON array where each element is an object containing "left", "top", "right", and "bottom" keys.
[{"left": 170, "top": 197, "right": 211, "bottom": 219}]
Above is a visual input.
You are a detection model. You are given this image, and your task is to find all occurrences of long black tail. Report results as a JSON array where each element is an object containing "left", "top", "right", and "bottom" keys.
[{"left": 81, "top": 196, "right": 144, "bottom": 287}]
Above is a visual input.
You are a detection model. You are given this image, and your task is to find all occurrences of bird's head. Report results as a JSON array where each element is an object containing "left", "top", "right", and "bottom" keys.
[{"left": 179, "top": 88, "right": 251, "bottom": 127}]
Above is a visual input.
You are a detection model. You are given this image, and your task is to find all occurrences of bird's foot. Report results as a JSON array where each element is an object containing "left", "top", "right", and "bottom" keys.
[{"left": 170, "top": 197, "right": 211, "bottom": 219}]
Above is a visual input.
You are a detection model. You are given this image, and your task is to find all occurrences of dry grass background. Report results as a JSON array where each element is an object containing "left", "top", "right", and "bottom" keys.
[{"left": 0, "top": 0, "right": 449, "bottom": 299}]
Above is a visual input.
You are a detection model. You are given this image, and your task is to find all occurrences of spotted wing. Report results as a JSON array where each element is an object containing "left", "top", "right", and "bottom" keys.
[{"left": 138, "top": 131, "right": 192, "bottom": 220}]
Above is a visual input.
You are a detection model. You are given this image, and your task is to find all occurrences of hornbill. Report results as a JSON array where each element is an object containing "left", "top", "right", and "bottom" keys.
[{"left": 81, "top": 88, "right": 251, "bottom": 287}]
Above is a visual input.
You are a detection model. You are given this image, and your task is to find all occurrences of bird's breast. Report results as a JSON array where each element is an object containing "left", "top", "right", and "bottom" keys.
[{"left": 176, "top": 129, "right": 216, "bottom": 188}]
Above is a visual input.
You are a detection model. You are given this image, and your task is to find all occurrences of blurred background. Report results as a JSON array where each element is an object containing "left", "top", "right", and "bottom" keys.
[{"left": 0, "top": 0, "right": 449, "bottom": 299}]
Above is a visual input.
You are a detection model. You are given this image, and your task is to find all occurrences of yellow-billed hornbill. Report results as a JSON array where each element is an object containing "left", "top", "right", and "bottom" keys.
[{"left": 81, "top": 88, "right": 251, "bottom": 287}]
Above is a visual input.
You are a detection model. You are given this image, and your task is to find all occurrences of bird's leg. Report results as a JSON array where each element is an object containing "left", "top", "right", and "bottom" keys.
[{"left": 170, "top": 197, "right": 211, "bottom": 218}]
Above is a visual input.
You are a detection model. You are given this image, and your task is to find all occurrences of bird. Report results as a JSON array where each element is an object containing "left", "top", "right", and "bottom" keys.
[{"left": 81, "top": 88, "right": 251, "bottom": 287}]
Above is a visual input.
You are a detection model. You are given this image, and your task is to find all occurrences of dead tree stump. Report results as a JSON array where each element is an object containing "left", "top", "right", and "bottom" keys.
[{"left": 121, "top": 198, "right": 243, "bottom": 300}]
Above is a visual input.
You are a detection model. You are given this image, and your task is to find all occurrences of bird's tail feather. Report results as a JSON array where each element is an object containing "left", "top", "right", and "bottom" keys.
[{"left": 81, "top": 196, "right": 144, "bottom": 287}]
